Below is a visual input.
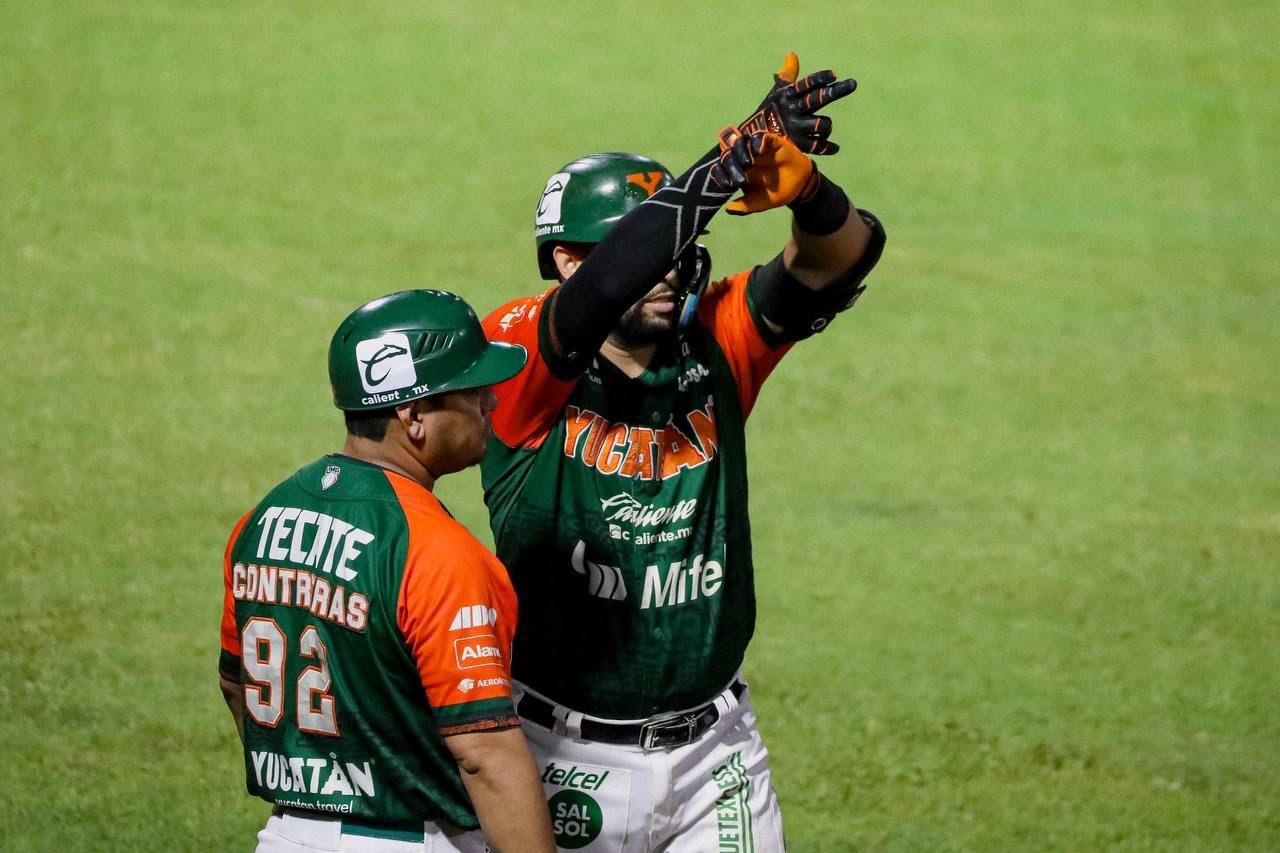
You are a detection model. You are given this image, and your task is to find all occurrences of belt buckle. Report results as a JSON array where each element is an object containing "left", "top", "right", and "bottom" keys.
[{"left": 639, "top": 713, "right": 699, "bottom": 751}]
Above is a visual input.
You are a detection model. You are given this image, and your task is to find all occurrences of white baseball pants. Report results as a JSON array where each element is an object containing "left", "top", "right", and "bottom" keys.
[{"left": 517, "top": 677, "right": 786, "bottom": 852}]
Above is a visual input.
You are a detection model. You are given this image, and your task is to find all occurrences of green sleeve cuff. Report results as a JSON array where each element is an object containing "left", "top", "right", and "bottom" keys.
[{"left": 433, "top": 696, "right": 517, "bottom": 729}]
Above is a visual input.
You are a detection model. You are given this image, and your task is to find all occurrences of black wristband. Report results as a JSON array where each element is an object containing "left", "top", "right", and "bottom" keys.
[{"left": 788, "top": 171, "right": 851, "bottom": 236}]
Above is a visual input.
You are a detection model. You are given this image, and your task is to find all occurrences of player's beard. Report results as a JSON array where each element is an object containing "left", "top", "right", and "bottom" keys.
[{"left": 611, "top": 285, "right": 679, "bottom": 346}]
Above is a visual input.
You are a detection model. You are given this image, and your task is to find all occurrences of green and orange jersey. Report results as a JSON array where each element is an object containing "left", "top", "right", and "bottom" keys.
[
  {"left": 219, "top": 455, "right": 519, "bottom": 830},
  {"left": 480, "top": 269, "right": 793, "bottom": 720}
]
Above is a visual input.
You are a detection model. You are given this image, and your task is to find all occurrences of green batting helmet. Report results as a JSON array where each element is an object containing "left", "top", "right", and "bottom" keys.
[
  {"left": 534, "top": 152, "right": 674, "bottom": 279},
  {"left": 328, "top": 289, "right": 527, "bottom": 412}
]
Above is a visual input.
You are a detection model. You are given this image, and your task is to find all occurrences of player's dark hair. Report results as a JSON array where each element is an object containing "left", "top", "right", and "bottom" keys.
[{"left": 344, "top": 406, "right": 397, "bottom": 441}]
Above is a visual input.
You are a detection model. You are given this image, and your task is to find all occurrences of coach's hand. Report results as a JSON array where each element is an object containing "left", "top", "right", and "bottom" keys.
[
  {"left": 722, "top": 130, "right": 821, "bottom": 215},
  {"left": 738, "top": 52, "right": 857, "bottom": 156}
]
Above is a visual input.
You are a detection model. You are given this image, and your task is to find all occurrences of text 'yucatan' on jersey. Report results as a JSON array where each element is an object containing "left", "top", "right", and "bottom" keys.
[{"left": 562, "top": 401, "right": 718, "bottom": 480}]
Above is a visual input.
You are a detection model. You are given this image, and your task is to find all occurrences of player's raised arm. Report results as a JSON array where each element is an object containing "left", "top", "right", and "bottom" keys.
[
  {"left": 725, "top": 53, "right": 887, "bottom": 343},
  {"left": 538, "top": 56, "right": 853, "bottom": 376}
]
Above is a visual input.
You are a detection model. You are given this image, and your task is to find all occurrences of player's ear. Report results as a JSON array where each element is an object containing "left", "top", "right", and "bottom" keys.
[
  {"left": 396, "top": 400, "right": 429, "bottom": 441},
  {"left": 552, "top": 244, "right": 584, "bottom": 280}
]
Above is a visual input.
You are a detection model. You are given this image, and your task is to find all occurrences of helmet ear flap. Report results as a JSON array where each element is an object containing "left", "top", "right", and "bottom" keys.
[
  {"left": 677, "top": 243, "right": 712, "bottom": 329},
  {"left": 537, "top": 242, "right": 560, "bottom": 280}
]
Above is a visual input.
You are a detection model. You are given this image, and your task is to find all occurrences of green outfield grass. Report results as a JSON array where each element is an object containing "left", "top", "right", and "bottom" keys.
[{"left": 2, "top": 1, "right": 1277, "bottom": 849}]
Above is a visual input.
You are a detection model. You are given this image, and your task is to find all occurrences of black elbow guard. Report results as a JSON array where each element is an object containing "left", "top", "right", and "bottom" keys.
[{"left": 749, "top": 209, "right": 886, "bottom": 343}]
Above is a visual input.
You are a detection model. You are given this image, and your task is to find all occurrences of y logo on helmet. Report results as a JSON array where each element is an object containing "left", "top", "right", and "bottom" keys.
[
  {"left": 535, "top": 172, "right": 571, "bottom": 227},
  {"left": 626, "top": 171, "right": 665, "bottom": 197},
  {"left": 355, "top": 333, "right": 416, "bottom": 394}
]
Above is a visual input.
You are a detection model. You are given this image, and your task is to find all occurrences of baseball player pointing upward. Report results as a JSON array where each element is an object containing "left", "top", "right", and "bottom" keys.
[{"left": 480, "top": 55, "right": 886, "bottom": 849}]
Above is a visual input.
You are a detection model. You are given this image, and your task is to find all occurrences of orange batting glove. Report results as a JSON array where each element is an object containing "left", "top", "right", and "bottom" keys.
[{"left": 719, "top": 130, "right": 821, "bottom": 216}]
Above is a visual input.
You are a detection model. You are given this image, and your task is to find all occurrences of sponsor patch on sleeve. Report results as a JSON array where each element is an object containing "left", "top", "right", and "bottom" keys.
[{"left": 454, "top": 633, "right": 504, "bottom": 670}]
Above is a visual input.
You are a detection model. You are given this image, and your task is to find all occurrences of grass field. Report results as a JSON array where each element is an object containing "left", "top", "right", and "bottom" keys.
[{"left": 2, "top": 1, "right": 1277, "bottom": 850}]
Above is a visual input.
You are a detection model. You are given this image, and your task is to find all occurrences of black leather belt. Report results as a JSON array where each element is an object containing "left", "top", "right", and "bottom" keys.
[{"left": 517, "top": 681, "right": 747, "bottom": 751}]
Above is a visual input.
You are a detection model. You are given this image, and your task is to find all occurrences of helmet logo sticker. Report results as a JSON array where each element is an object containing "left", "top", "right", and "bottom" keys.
[
  {"left": 321, "top": 465, "right": 340, "bottom": 490},
  {"left": 626, "top": 171, "right": 664, "bottom": 196},
  {"left": 535, "top": 172, "right": 571, "bottom": 227},
  {"left": 355, "top": 332, "right": 417, "bottom": 394}
]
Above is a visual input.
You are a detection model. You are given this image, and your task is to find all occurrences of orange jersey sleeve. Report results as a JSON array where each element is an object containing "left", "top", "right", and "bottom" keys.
[
  {"left": 387, "top": 473, "right": 520, "bottom": 735},
  {"left": 482, "top": 289, "right": 578, "bottom": 449},
  {"left": 696, "top": 270, "right": 794, "bottom": 418},
  {"left": 220, "top": 509, "right": 255, "bottom": 663}
]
